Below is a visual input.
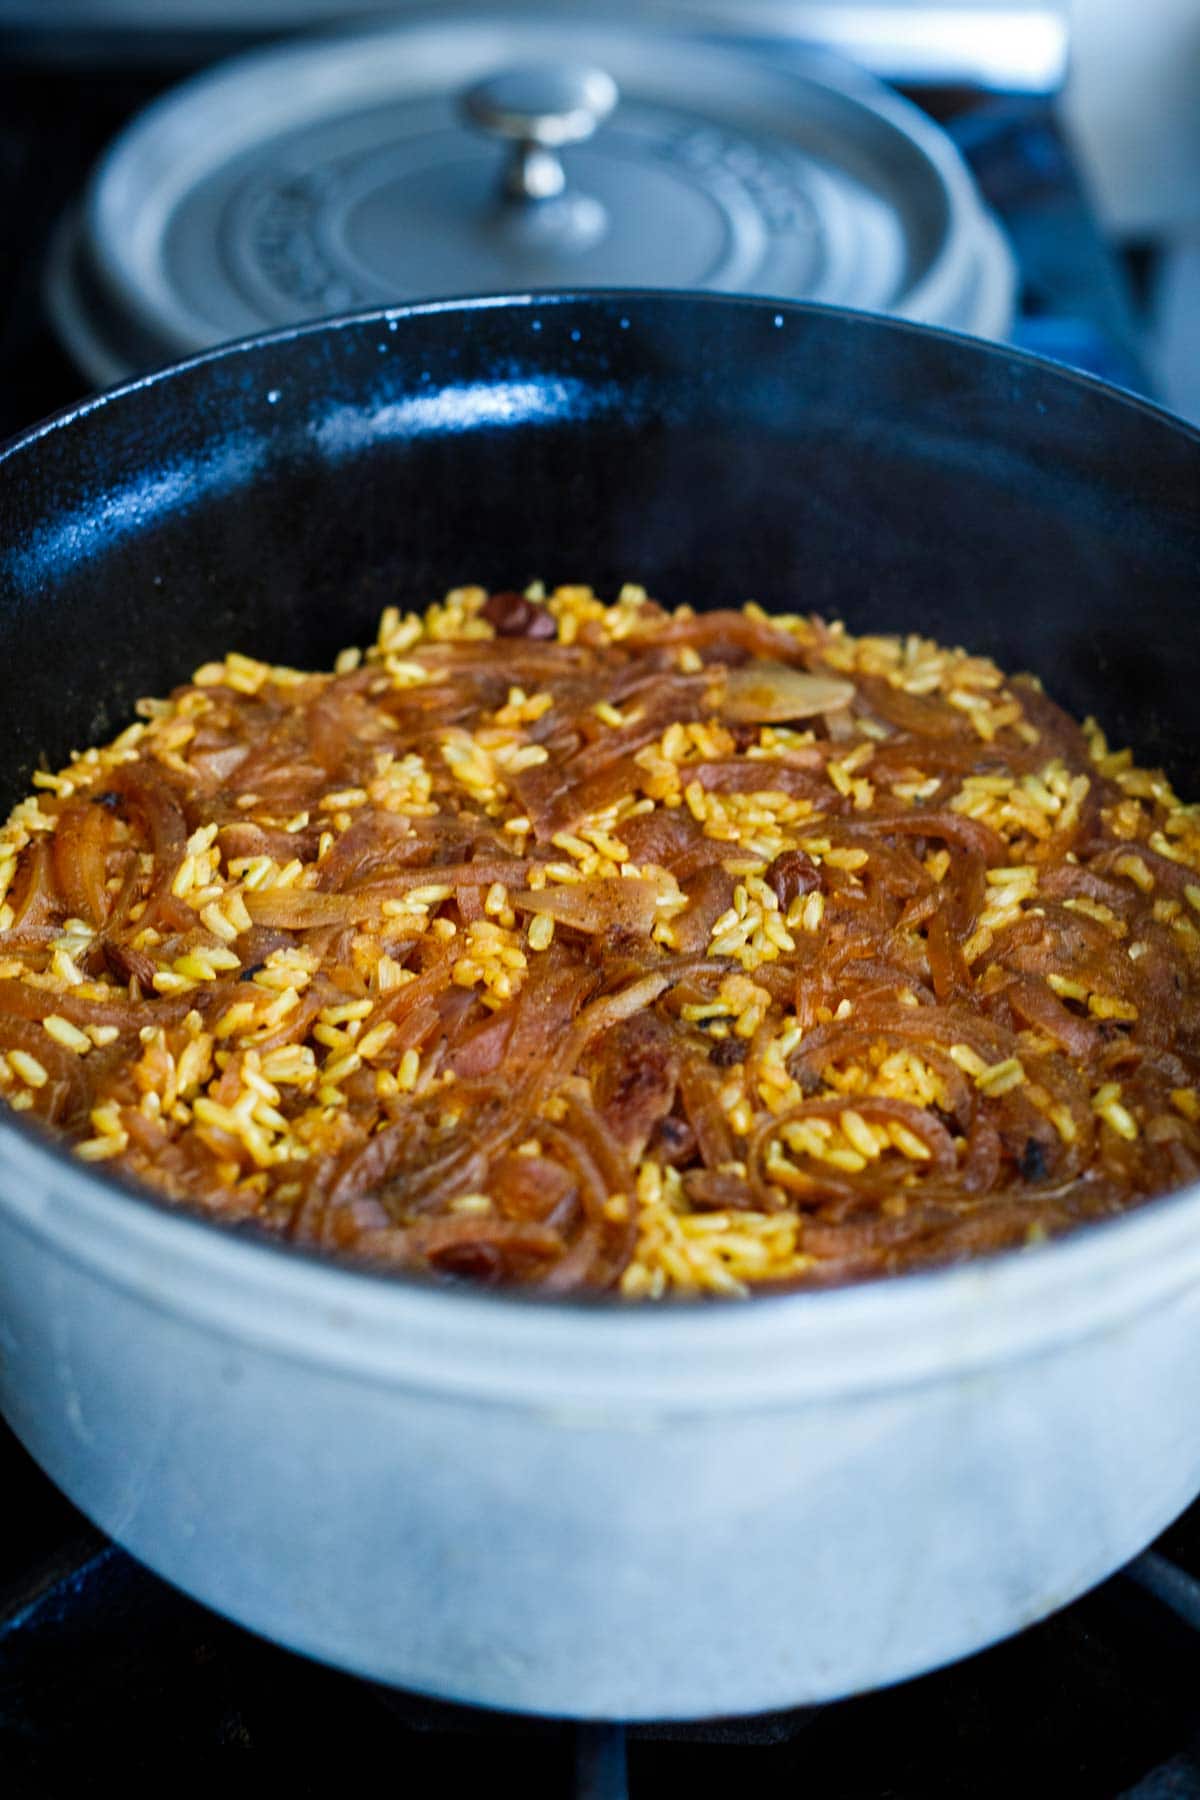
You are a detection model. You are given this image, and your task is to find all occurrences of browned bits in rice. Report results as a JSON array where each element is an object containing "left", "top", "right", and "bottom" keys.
[{"left": 2, "top": 582, "right": 1199, "bottom": 1298}]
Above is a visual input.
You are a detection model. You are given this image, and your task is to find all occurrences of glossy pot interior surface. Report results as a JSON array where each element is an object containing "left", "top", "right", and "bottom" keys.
[
  {"left": 3, "top": 293, "right": 1198, "bottom": 811},
  {"left": 1, "top": 293, "right": 1200, "bottom": 1718}
]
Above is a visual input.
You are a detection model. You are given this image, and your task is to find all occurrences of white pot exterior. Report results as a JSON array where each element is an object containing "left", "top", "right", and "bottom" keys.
[{"left": 2, "top": 1121, "right": 1200, "bottom": 1719}]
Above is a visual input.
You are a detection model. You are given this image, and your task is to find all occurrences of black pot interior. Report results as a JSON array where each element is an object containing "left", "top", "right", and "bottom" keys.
[{"left": 1, "top": 293, "right": 1197, "bottom": 813}]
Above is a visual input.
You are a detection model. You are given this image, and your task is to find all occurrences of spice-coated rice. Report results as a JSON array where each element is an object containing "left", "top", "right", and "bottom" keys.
[{"left": 2, "top": 582, "right": 1199, "bottom": 1298}]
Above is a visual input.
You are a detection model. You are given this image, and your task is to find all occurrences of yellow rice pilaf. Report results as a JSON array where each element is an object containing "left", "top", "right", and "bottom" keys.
[{"left": 1, "top": 582, "right": 1199, "bottom": 1297}]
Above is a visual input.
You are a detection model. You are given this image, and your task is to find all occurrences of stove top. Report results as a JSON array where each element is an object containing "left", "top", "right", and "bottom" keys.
[{"left": 0, "top": 43, "right": 1173, "bottom": 1793}]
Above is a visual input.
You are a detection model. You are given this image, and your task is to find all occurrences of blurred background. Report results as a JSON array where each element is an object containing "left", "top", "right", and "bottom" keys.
[{"left": 0, "top": 0, "right": 1196, "bottom": 434}]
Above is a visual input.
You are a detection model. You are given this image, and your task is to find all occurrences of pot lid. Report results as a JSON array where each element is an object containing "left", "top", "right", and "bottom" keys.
[{"left": 47, "top": 15, "right": 1015, "bottom": 384}]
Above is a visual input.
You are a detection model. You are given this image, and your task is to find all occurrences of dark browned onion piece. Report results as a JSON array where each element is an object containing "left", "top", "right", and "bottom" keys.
[
  {"left": 509, "top": 879, "right": 659, "bottom": 938},
  {"left": 590, "top": 1013, "right": 680, "bottom": 1159},
  {"left": 104, "top": 763, "right": 189, "bottom": 926},
  {"left": 52, "top": 799, "right": 111, "bottom": 929},
  {"left": 0, "top": 976, "right": 193, "bottom": 1033},
  {"left": 678, "top": 1055, "right": 737, "bottom": 1171},
  {"left": 1006, "top": 975, "right": 1100, "bottom": 1059}
]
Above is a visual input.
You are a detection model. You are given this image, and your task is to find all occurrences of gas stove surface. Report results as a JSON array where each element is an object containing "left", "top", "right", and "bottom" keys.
[{"left": 0, "top": 46, "right": 1173, "bottom": 1794}]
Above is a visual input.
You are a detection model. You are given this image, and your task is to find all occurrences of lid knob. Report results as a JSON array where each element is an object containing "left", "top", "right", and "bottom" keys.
[{"left": 462, "top": 63, "right": 619, "bottom": 202}]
